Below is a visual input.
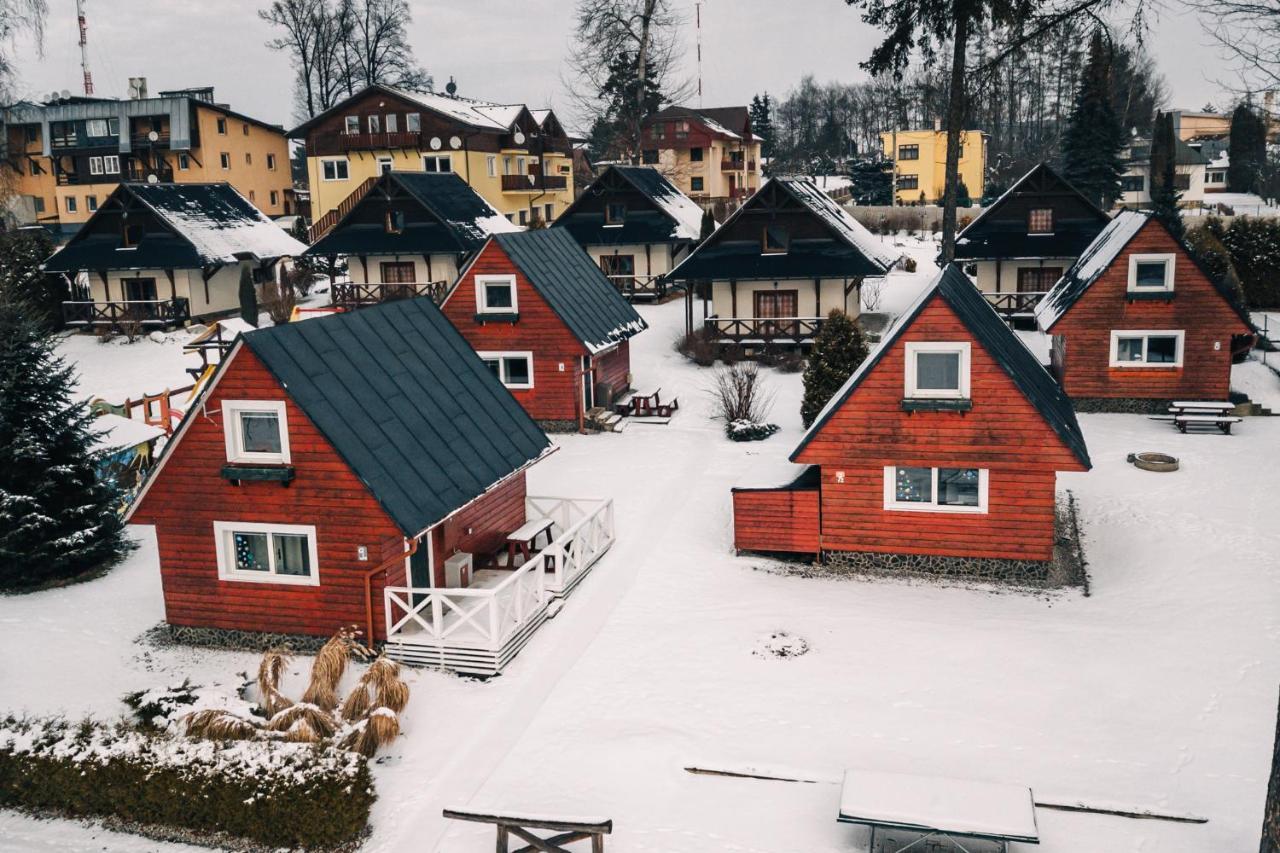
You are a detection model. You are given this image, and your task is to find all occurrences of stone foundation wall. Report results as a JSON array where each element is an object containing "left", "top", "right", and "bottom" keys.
[
  {"left": 145, "top": 623, "right": 339, "bottom": 654},
  {"left": 537, "top": 419, "right": 580, "bottom": 434},
  {"left": 1071, "top": 397, "right": 1170, "bottom": 414}
]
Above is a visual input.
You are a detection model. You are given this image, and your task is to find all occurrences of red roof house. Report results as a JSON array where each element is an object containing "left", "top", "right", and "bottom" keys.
[
  {"left": 733, "top": 265, "right": 1091, "bottom": 581},
  {"left": 1034, "top": 211, "right": 1254, "bottom": 409},
  {"left": 126, "top": 298, "right": 615, "bottom": 675},
  {"left": 439, "top": 228, "right": 647, "bottom": 429}
]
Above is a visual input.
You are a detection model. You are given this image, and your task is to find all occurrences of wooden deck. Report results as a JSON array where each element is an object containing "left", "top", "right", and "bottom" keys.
[
  {"left": 705, "top": 315, "right": 825, "bottom": 345},
  {"left": 330, "top": 280, "right": 448, "bottom": 311}
]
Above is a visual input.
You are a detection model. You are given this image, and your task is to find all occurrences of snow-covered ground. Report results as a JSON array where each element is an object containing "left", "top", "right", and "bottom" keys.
[{"left": 6, "top": 260, "right": 1280, "bottom": 852}]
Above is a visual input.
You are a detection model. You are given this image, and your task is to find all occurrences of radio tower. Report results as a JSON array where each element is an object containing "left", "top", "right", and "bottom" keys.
[
  {"left": 695, "top": 0, "right": 704, "bottom": 107},
  {"left": 77, "top": 0, "right": 94, "bottom": 95}
]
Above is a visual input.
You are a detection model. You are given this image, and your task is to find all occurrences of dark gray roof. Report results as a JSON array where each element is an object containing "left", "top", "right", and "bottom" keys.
[
  {"left": 242, "top": 298, "right": 551, "bottom": 537},
  {"left": 479, "top": 229, "right": 648, "bottom": 353},
  {"left": 792, "top": 264, "right": 1091, "bottom": 468},
  {"left": 552, "top": 165, "right": 706, "bottom": 245},
  {"left": 305, "top": 171, "right": 517, "bottom": 258}
]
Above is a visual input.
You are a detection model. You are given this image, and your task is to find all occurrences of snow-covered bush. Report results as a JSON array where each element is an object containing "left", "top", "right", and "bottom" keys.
[
  {"left": 752, "top": 631, "right": 810, "bottom": 659},
  {"left": 727, "top": 420, "right": 780, "bottom": 442},
  {"left": 0, "top": 715, "right": 374, "bottom": 849}
]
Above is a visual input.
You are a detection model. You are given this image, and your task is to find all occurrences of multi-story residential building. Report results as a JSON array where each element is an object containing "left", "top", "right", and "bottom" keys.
[
  {"left": 639, "top": 106, "right": 762, "bottom": 210},
  {"left": 880, "top": 127, "right": 987, "bottom": 205},
  {"left": 1, "top": 83, "right": 293, "bottom": 235},
  {"left": 289, "top": 84, "right": 575, "bottom": 236},
  {"left": 1117, "top": 136, "right": 1208, "bottom": 207}
]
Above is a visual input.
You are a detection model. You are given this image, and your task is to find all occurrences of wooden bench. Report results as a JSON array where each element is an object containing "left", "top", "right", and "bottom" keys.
[
  {"left": 619, "top": 387, "right": 679, "bottom": 419},
  {"left": 443, "top": 808, "right": 612, "bottom": 853},
  {"left": 503, "top": 517, "right": 555, "bottom": 567},
  {"left": 1169, "top": 401, "right": 1235, "bottom": 416},
  {"left": 1174, "top": 414, "right": 1243, "bottom": 434}
]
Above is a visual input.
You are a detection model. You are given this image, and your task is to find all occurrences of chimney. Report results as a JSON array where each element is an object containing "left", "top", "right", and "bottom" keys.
[{"left": 933, "top": 117, "right": 941, "bottom": 132}]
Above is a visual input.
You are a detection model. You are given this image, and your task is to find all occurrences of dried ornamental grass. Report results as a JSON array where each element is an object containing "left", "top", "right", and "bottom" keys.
[
  {"left": 183, "top": 709, "right": 259, "bottom": 741},
  {"left": 302, "top": 626, "right": 363, "bottom": 711},
  {"left": 256, "top": 649, "right": 293, "bottom": 717},
  {"left": 266, "top": 703, "right": 338, "bottom": 741},
  {"left": 349, "top": 708, "right": 401, "bottom": 757}
]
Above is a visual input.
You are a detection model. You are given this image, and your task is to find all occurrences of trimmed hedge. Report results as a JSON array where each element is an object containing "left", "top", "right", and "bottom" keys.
[{"left": 0, "top": 715, "right": 374, "bottom": 849}]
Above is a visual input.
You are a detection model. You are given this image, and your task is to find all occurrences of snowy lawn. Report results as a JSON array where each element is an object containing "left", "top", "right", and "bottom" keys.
[{"left": 4, "top": 277, "right": 1278, "bottom": 852}]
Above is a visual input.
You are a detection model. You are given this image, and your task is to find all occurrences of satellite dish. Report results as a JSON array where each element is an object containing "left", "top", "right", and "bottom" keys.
[
  {"left": 146, "top": 173, "right": 159, "bottom": 184},
  {"left": 61, "top": 89, "right": 71, "bottom": 99},
  {"left": 513, "top": 131, "right": 526, "bottom": 144},
  {"left": 445, "top": 77, "right": 457, "bottom": 96},
  {"left": 449, "top": 135, "right": 462, "bottom": 149},
  {"left": 148, "top": 130, "right": 159, "bottom": 142},
  {"left": 429, "top": 136, "right": 442, "bottom": 150}
]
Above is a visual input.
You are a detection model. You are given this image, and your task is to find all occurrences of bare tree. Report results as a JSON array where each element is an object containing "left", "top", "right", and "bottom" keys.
[
  {"left": 1188, "top": 0, "right": 1280, "bottom": 90},
  {"left": 340, "top": 0, "right": 431, "bottom": 93},
  {"left": 259, "top": 0, "right": 323, "bottom": 118},
  {"left": 0, "top": 0, "right": 47, "bottom": 208},
  {"left": 567, "top": 0, "right": 690, "bottom": 160}
]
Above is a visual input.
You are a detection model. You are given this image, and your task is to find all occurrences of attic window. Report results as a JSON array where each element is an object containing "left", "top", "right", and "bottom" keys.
[
  {"left": 121, "top": 222, "right": 144, "bottom": 248},
  {"left": 344, "top": 116, "right": 359, "bottom": 134},
  {"left": 605, "top": 202, "right": 626, "bottom": 225},
  {"left": 223, "top": 400, "right": 290, "bottom": 465},
  {"left": 385, "top": 210, "right": 405, "bottom": 234},
  {"left": 475, "top": 274, "right": 517, "bottom": 314},
  {"left": 1128, "top": 254, "right": 1175, "bottom": 293},
  {"left": 762, "top": 225, "right": 789, "bottom": 254},
  {"left": 1028, "top": 208, "right": 1054, "bottom": 234},
  {"left": 905, "top": 342, "right": 971, "bottom": 400}
]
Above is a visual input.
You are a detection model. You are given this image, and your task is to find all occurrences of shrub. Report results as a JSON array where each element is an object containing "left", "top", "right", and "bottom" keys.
[
  {"left": 801, "top": 310, "right": 870, "bottom": 427},
  {"left": 263, "top": 268, "right": 304, "bottom": 326},
  {"left": 903, "top": 256, "right": 918, "bottom": 273},
  {"left": 726, "top": 420, "right": 780, "bottom": 441},
  {"left": 720, "top": 342, "right": 744, "bottom": 366},
  {"left": 675, "top": 327, "right": 718, "bottom": 366},
  {"left": 711, "top": 362, "right": 774, "bottom": 425},
  {"left": 757, "top": 342, "right": 785, "bottom": 368},
  {"left": 0, "top": 715, "right": 374, "bottom": 849},
  {"left": 861, "top": 278, "right": 885, "bottom": 312},
  {"left": 776, "top": 349, "right": 805, "bottom": 373}
]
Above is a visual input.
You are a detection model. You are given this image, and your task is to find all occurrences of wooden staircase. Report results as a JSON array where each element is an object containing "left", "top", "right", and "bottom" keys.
[
  {"left": 585, "top": 406, "right": 624, "bottom": 432},
  {"left": 308, "top": 175, "right": 379, "bottom": 243}
]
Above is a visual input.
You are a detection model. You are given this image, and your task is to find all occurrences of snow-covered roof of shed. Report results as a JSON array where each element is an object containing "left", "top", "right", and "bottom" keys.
[
  {"left": 777, "top": 177, "right": 898, "bottom": 269},
  {"left": 1034, "top": 210, "right": 1150, "bottom": 330},
  {"left": 126, "top": 182, "right": 307, "bottom": 265},
  {"left": 837, "top": 769, "right": 1039, "bottom": 843}
]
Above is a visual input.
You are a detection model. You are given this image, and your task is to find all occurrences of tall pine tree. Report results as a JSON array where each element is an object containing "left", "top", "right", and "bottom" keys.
[
  {"left": 1062, "top": 30, "right": 1125, "bottom": 209},
  {"left": 1148, "top": 111, "right": 1184, "bottom": 240},
  {"left": 801, "top": 310, "right": 869, "bottom": 428},
  {"left": 0, "top": 300, "right": 131, "bottom": 590},
  {"left": 750, "top": 94, "right": 775, "bottom": 161},
  {"left": 1227, "top": 102, "right": 1267, "bottom": 194}
]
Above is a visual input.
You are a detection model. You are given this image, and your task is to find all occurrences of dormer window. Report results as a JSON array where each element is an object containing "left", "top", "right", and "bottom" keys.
[
  {"left": 385, "top": 210, "right": 405, "bottom": 234},
  {"left": 344, "top": 115, "right": 359, "bottom": 134},
  {"left": 763, "top": 224, "right": 789, "bottom": 254},
  {"left": 1128, "top": 253, "right": 1175, "bottom": 293},
  {"left": 905, "top": 342, "right": 971, "bottom": 400},
  {"left": 121, "top": 222, "right": 144, "bottom": 248},
  {"left": 1028, "top": 208, "right": 1053, "bottom": 234},
  {"left": 475, "top": 274, "right": 517, "bottom": 314},
  {"left": 223, "top": 400, "right": 290, "bottom": 465},
  {"left": 605, "top": 202, "right": 626, "bottom": 225}
]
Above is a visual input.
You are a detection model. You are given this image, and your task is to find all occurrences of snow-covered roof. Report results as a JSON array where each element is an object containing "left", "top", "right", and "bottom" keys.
[
  {"left": 384, "top": 87, "right": 527, "bottom": 132},
  {"left": 129, "top": 183, "right": 308, "bottom": 265},
  {"left": 530, "top": 109, "right": 551, "bottom": 126},
  {"left": 777, "top": 177, "right": 899, "bottom": 269},
  {"left": 616, "top": 166, "right": 707, "bottom": 241},
  {"left": 838, "top": 769, "right": 1039, "bottom": 843},
  {"left": 697, "top": 114, "right": 740, "bottom": 139},
  {"left": 1034, "top": 210, "right": 1150, "bottom": 330}
]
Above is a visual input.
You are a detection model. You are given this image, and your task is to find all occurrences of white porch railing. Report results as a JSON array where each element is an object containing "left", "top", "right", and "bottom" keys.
[
  {"left": 382, "top": 495, "right": 615, "bottom": 674},
  {"left": 525, "top": 495, "right": 616, "bottom": 596}
]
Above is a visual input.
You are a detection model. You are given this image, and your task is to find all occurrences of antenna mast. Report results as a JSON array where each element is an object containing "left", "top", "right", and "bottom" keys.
[
  {"left": 695, "top": 0, "right": 704, "bottom": 107},
  {"left": 77, "top": 0, "right": 94, "bottom": 95}
]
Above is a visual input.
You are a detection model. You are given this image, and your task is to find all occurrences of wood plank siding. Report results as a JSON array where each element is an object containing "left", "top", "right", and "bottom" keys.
[
  {"left": 794, "top": 297, "right": 1087, "bottom": 562},
  {"left": 732, "top": 487, "right": 820, "bottom": 554},
  {"left": 1048, "top": 219, "right": 1249, "bottom": 400},
  {"left": 429, "top": 472, "right": 528, "bottom": 583},
  {"left": 441, "top": 242, "right": 592, "bottom": 422},
  {"left": 593, "top": 340, "right": 632, "bottom": 396}
]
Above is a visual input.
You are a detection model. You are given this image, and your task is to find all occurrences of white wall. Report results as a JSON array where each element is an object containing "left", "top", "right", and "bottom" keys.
[
  {"left": 584, "top": 243, "right": 676, "bottom": 279},
  {"left": 348, "top": 253, "right": 460, "bottom": 286},
  {"left": 973, "top": 258, "right": 1076, "bottom": 294},
  {"left": 709, "top": 277, "right": 858, "bottom": 320}
]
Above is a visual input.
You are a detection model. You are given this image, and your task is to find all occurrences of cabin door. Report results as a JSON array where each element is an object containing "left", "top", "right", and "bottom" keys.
[
  {"left": 754, "top": 289, "right": 798, "bottom": 338},
  {"left": 582, "top": 355, "right": 595, "bottom": 413},
  {"left": 122, "top": 277, "right": 159, "bottom": 321}
]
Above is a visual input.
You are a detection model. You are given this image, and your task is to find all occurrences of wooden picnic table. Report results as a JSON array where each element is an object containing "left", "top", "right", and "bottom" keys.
[
  {"left": 503, "top": 516, "right": 554, "bottom": 568},
  {"left": 443, "top": 809, "right": 612, "bottom": 853},
  {"left": 1174, "top": 413, "right": 1242, "bottom": 434},
  {"left": 616, "top": 387, "right": 679, "bottom": 418},
  {"left": 1161, "top": 400, "right": 1242, "bottom": 434},
  {"left": 1169, "top": 401, "right": 1235, "bottom": 414}
]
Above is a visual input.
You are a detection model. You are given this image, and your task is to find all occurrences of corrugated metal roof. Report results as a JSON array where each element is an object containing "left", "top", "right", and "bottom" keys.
[
  {"left": 793, "top": 264, "right": 1091, "bottom": 469},
  {"left": 486, "top": 229, "right": 648, "bottom": 354},
  {"left": 242, "top": 298, "right": 551, "bottom": 537},
  {"left": 1034, "top": 211, "right": 1151, "bottom": 330},
  {"left": 553, "top": 165, "right": 707, "bottom": 246}
]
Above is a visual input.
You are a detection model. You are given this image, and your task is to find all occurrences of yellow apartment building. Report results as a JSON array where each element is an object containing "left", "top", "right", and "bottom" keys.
[
  {"left": 880, "top": 128, "right": 987, "bottom": 204},
  {"left": 290, "top": 84, "right": 575, "bottom": 236},
  {"left": 640, "top": 106, "right": 762, "bottom": 210},
  {"left": 1, "top": 83, "right": 293, "bottom": 234}
]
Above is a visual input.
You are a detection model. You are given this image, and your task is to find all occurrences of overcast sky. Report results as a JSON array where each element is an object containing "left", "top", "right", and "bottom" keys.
[{"left": 11, "top": 0, "right": 1236, "bottom": 133}]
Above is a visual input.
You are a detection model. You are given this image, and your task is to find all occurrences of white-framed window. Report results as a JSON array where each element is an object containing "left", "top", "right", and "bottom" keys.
[
  {"left": 88, "top": 156, "right": 104, "bottom": 175},
  {"left": 406, "top": 112, "right": 421, "bottom": 132},
  {"left": 904, "top": 341, "right": 971, "bottom": 399},
  {"left": 213, "top": 521, "right": 319, "bottom": 586},
  {"left": 86, "top": 118, "right": 110, "bottom": 137},
  {"left": 103, "top": 155, "right": 119, "bottom": 174},
  {"left": 65, "top": 196, "right": 77, "bottom": 213},
  {"left": 321, "top": 157, "right": 350, "bottom": 181},
  {"left": 1109, "top": 330, "right": 1184, "bottom": 368},
  {"left": 368, "top": 114, "right": 381, "bottom": 133},
  {"left": 423, "top": 155, "right": 451, "bottom": 173},
  {"left": 385, "top": 114, "right": 398, "bottom": 133},
  {"left": 344, "top": 115, "right": 360, "bottom": 134},
  {"left": 220, "top": 152, "right": 231, "bottom": 170},
  {"left": 475, "top": 274, "right": 517, "bottom": 314},
  {"left": 883, "top": 466, "right": 989, "bottom": 514},
  {"left": 377, "top": 156, "right": 394, "bottom": 174},
  {"left": 222, "top": 400, "right": 291, "bottom": 464},
  {"left": 1127, "top": 253, "right": 1175, "bottom": 293},
  {"left": 87, "top": 195, "right": 98, "bottom": 212},
  {"left": 486, "top": 155, "right": 497, "bottom": 177},
  {"left": 479, "top": 351, "right": 534, "bottom": 389}
]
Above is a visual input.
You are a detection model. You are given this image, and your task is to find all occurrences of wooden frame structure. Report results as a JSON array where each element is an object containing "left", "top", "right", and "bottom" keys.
[{"left": 443, "top": 808, "right": 612, "bottom": 853}]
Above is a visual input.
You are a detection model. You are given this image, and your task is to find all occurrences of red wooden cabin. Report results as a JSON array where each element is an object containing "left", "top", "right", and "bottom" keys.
[
  {"left": 1035, "top": 211, "right": 1254, "bottom": 408},
  {"left": 733, "top": 265, "right": 1092, "bottom": 575},
  {"left": 126, "top": 298, "right": 556, "bottom": 655},
  {"left": 439, "top": 228, "right": 648, "bottom": 428}
]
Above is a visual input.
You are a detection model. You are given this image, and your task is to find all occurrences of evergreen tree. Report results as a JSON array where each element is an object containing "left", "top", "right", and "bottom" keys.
[
  {"left": 698, "top": 207, "right": 716, "bottom": 242},
  {"left": 848, "top": 156, "right": 893, "bottom": 205},
  {"left": 0, "top": 230, "right": 65, "bottom": 332},
  {"left": 1148, "top": 111, "right": 1184, "bottom": 241},
  {"left": 239, "top": 266, "right": 259, "bottom": 327},
  {"left": 956, "top": 178, "right": 972, "bottom": 208},
  {"left": 1227, "top": 102, "right": 1267, "bottom": 194},
  {"left": 0, "top": 300, "right": 131, "bottom": 590},
  {"left": 1062, "top": 30, "right": 1126, "bottom": 209},
  {"left": 800, "top": 310, "right": 869, "bottom": 428},
  {"left": 749, "top": 94, "right": 775, "bottom": 161}
]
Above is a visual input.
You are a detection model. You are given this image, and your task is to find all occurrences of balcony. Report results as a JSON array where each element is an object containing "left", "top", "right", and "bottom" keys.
[
  {"left": 705, "top": 315, "right": 825, "bottom": 345},
  {"left": 62, "top": 298, "right": 191, "bottom": 331},
  {"left": 720, "top": 158, "right": 755, "bottom": 172},
  {"left": 982, "top": 291, "right": 1046, "bottom": 318},
  {"left": 125, "top": 164, "right": 175, "bottom": 183},
  {"left": 383, "top": 495, "right": 615, "bottom": 675},
  {"left": 330, "top": 281, "right": 449, "bottom": 311},
  {"left": 501, "top": 173, "right": 568, "bottom": 192},
  {"left": 605, "top": 273, "right": 672, "bottom": 302},
  {"left": 130, "top": 131, "right": 171, "bottom": 148},
  {"left": 305, "top": 131, "right": 425, "bottom": 156}
]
